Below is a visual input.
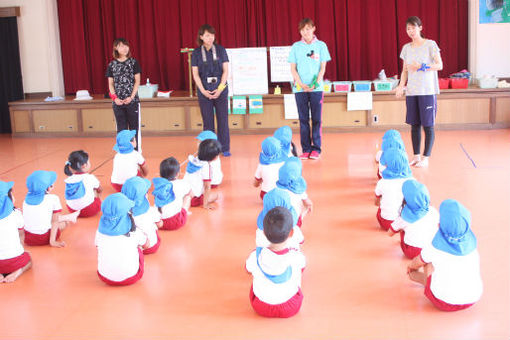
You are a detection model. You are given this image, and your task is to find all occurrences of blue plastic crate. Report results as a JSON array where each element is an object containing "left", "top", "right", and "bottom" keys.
[{"left": 353, "top": 81, "right": 372, "bottom": 92}]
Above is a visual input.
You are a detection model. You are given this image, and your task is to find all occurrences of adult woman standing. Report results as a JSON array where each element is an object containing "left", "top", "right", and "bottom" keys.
[
  {"left": 396, "top": 17, "right": 443, "bottom": 168},
  {"left": 191, "top": 24, "right": 231, "bottom": 157}
]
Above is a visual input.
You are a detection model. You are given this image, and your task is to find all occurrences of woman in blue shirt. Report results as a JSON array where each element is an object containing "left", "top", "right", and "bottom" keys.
[{"left": 191, "top": 24, "right": 231, "bottom": 156}]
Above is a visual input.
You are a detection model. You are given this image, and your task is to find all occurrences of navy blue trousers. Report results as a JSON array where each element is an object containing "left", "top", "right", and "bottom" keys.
[
  {"left": 295, "top": 91, "right": 323, "bottom": 154},
  {"left": 198, "top": 90, "right": 230, "bottom": 153}
]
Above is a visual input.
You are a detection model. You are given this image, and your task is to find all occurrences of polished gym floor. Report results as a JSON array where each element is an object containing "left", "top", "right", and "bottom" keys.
[{"left": 0, "top": 129, "right": 508, "bottom": 340}]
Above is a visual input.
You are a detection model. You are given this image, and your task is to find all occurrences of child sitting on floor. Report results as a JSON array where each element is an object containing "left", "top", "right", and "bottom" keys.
[
  {"left": 23, "top": 170, "right": 78, "bottom": 247},
  {"left": 246, "top": 206, "right": 306, "bottom": 318},
  {"left": 111, "top": 130, "right": 148, "bottom": 192},
  {"left": 0, "top": 181, "right": 32, "bottom": 283},
  {"left": 407, "top": 199, "right": 483, "bottom": 311},
  {"left": 388, "top": 179, "right": 438, "bottom": 259},
  {"left": 196, "top": 131, "right": 223, "bottom": 188},
  {"left": 254, "top": 137, "right": 287, "bottom": 200},
  {"left": 64, "top": 150, "right": 102, "bottom": 217}
]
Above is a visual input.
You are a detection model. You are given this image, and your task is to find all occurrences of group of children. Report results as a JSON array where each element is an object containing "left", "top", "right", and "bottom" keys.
[
  {"left": 0, "top": 128, "right": 225, "bottom": 285},
  {"left": 374, "top": 129, "right": 483, "bottom": 311},
  {"left": 246, "top": 126, "right": 313, "bottom": 318},
  {"left": 0, "top": 126, "right": 483, "bottom": 314}
]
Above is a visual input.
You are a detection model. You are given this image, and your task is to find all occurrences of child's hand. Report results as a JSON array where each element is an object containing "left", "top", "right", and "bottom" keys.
[{"left": 50, "top": 240, "right": 66, "bottom": 248}]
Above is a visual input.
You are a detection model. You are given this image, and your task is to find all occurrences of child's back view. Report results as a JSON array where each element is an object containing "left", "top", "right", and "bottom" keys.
[
  {"left": 254, "top": 137, "right": 287, "bottom": 199},
  {"left": 111, "top": 130, "right": 148, "bottom": 192},
  {"left": 196, "top": 131, "right": 223, "bottom": 187},
  {"left": 246, "top": 206, "right": 305, "bottom": 318}
]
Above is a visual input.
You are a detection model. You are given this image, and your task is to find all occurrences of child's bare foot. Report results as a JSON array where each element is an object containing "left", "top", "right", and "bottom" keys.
[
  {"left": 3, "top": 268, "right": 23, "bottom": 283},
  {"left": 59, "top": 210, "right": 80, "bottom": 224},
  {"left": 50, "top": 240, "right": 66, "bottom": 248}
]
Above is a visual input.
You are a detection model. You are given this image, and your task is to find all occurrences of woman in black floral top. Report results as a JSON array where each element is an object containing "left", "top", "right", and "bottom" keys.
[{"left": 106, "top": 38, "right": 141, "bottom": 148}]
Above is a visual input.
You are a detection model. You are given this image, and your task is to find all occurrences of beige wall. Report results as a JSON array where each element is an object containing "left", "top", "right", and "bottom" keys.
[
  {"left": 469, "top": 0, "right": 510, "bottom": 78},
  {"left": 0, "top": 0, "right": 64, "bottom": 96}
]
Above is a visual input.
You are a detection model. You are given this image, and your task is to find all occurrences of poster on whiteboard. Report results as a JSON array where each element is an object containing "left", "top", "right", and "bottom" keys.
[
  {"left": 269, "top": 46, "right": 293, "bottom": 82},
  {"left": 227, "top": 47, "right": 268, "bottom": 95}
]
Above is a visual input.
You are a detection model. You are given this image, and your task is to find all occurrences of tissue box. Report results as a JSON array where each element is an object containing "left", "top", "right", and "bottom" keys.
[
  {"left": 353, "top": 81, "right": 372, "bottom": 92},
  {"left": 373, "top": 81, "right": 392, "bottom": 91},
  {"left": 333, "top": 81, "right": 351, "bottom": 92},
  {"left": 138, "top": 84, "right": 158, "bottom": 98}
]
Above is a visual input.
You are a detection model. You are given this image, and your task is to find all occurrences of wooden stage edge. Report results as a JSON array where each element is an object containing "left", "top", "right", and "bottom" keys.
[{"left": 9, "top": 88, "right": 510, "bottom": 137}]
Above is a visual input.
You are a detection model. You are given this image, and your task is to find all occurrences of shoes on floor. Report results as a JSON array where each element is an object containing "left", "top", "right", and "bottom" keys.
[
  {"left": 409, "top": 155, "right": 421, "bottom": 166},
  {"left": 222, "top": 151, "right": 231, "bottom": 157},
  {"left": 309, "top": 151, "right": 320, "bottom": 160},
  {"left": 300, "top": 152, "right": 310, "bottom": 160},
  {"left": 415, "top": 157, "right": 429, "bottom": 168}
]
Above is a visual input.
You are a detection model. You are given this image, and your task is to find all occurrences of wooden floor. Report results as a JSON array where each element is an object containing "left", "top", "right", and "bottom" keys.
[{"left": 0, "top": 129, "right": 509, "bottom": 340}]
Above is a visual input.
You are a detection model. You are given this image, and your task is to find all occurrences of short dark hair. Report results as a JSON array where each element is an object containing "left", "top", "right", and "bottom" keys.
[
  {"left": 198, "top": 139, "right": 222, "bottom": 162},
  {"left": 406, "top": 16, "right": 424, "bottom": 38},
  {"left": 113, "top": 38, "right": 132, "bottom": 59},
  {"left": 64, "top": 150, "right": 89, "bottom": 176},
  {"left": 197, "top": 24, "right": 216, "bottom": 46},
  {"left": 160, "top": 157, "right": 180, "bottom": 180},
  {"left": 263, "top": 207, "right": 293, "bottom": 244},
  {"left": 298, "top": 18, "right": 315, "bottom": 31}
]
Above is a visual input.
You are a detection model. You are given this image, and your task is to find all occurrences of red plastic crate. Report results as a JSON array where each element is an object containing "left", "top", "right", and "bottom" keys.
[
  {"left": 449, "top": 78, "right": 469, "bottom": 89},
  {"left": 438, "top": 78, "right": 450, "bottom": 89}
]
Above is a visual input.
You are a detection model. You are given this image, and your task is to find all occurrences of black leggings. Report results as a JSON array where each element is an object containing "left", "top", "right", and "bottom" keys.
[{"left": 411, "top": 125, "right": 435, "bottom": 157}]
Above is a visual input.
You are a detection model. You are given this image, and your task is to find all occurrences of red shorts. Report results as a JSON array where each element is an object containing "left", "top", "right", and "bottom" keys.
[
  {"left": 260, "top": 190, "right": 266, "bottom": 200},
  {"left": 376, "top": 208, "right": 393, "bottom": 231},
  {"left": 249, "top": 286, "right": 303, "bottom": 318},
  {"left": 400, "top": 231, "right": 422, "bottom": 259},
  {"left": 143, "top": 232, "right": 161, "bottom": 255},
  {"left": 161, "top": 209, "right": 187, "bottom": 230},
  {"left": 24, "top": 229, "right": 61, "bottom": 246},
  {"left": 0, "top": 252, "right": 31, "bottom": 274},
  {"left": 211, "top": 184, "right": 219, "bottom": 189},
  {"left": 67, "top": 197, "right": 101, "bottom": 218},
  {"left": 424, "top": 276, "right": 475, "bottom": 312},
  {"left": 377, "top": 169, "right": 382, "bottom": 179},
  {"left": 297, "top": 215, "right": 302, "bottom": 228},
  {"left": 98, "top": 248, "right": 144, "bottom": 286},
  {"left": 111, "top": 182, "right": 123, "bottom": 192},
  {"left": 190, "top": 195, "right": 204, "bottom": 207}
]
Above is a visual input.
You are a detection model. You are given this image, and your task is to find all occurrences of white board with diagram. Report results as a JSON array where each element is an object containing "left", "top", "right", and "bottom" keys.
[{"left": 226, "top": 47, "right": 268, "bottom": 95}]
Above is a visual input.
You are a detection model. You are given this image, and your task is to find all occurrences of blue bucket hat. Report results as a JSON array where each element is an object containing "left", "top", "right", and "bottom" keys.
[
  {"left": 401, "top": 179, "right": 430, "bottom": 223},
  {"left": 98, "top": 193, "right": 135, "bottom": 236},
  {"left": 25, "top": 170, "right": 57, "bottom": 205},
  {"left": 432, "top": 199, "right": 477, "bottom": 256},
  {"left": 121, "top": 177, "right": 151, "bottom": 216},
  {"left": 257, "top": 188, "right": 298, "bottom": 230},
  {"left": 382, "top": 129, "right": 402, "bottom": 141},
  {"left": 0, "top": 181, "right": 15, "bottom": 220},
  {"left": 381, "top": 149, "right": 411, "bottom": 179},
  {"left": 273, "top": 126, "right": 292, "bottom": 154},
  {"left": 276, "top": 158, "right": 307, "bottom": 194},
  {"left": 259, "top": 137, "right": 287, "bottom": 165},
  {"left": 380, "top": 138, "right": 406, "bottom": 165},
  {"left": 196, "top": 130, "right": 218, "bottom": 141},
  {"left": 113, "top": 130, "right": 136, "bottom": 154},
  {"left": 152, "top": 177, "right": 175, "bottom": 207}
]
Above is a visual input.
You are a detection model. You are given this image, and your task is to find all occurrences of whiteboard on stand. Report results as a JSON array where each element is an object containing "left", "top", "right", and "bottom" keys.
[
  {"left": 227, "top": 47, "right": 268, "bottom": 95},
  {"left": 269, "top": 46, "right": 293, "bottom": 82}
]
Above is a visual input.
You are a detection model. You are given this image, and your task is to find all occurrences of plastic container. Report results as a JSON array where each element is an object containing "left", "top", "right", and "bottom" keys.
[
  {"left": 353, "top": 81, "right": 372, "bottom": 92},
  {"left": 138, "top": 84, "right": 158, "bottom": 98},
  {"left": 438, "top": 78, "right": 450, "bottom": 89},
  {"left": 449, "top": 78, "right": 469, "bottom": 89},
  {"left": 373, "top": 81, "right": 393, "bottom": 91},
  {"left": 477, "top": 77, "right": 498, "bottom": 89},
  {"left": 333, "top": 81, "right": 352, "bottom": 92},
  {"left": 323, "top": 82, "right": 332, "bottom": 93}
]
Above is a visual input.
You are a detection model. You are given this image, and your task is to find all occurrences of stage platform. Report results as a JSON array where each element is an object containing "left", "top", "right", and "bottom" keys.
[{"left": 9, "top": 88, "right": 510, "bottom": 137}]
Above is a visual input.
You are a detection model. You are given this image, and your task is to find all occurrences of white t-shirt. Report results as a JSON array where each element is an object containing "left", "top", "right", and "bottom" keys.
[
  {"left": 375, "top": 150, "right": 382, "bottom": 163},
  {"left": 421, "top": 245, "right": 483, "bottom": 305},
  {"left": 254, "top": 162, "right": 285, "bottom": 193},
  {"left": 210, "top": 157, "right": 223, "bottom": 186},
  {"left": 160, "top": 179, "right": 191, "bottom": 218},
  {"left": 400, "top": 39, "right": 441, "bottom": 96},
  {"left": 256, "top": 226, "right": 304, "bottom": 250},
  {"left": 183, "top": 159, "right": 211, "bottom": 198},
  {"left": 246, "top": 247, "right": 306, "bottom": 305},
  {"left": 391, "top": 207, "right": 439, "bottom": 248},
  {"left": 95, "top": 228, "right": 147, "bottom": 282},
  {"left": 23, "top": 194, "right": 62, "bottom": 234},
  {"left": 375, "top": 177, "right": 410, "bottom": 220},
  {"left": 111, "top": 151, "right": 145, "bottom": 185},
  {"left": 0, "top": 209, "right": 25, "bottom": 260},
  {"left": 65, "top": 173, "right": 100, "bottom": 210},
  {"left": 284, "top": 189, "right": 308, "bottom": 217},
  {"left": 133, "top": 207, "right": 161, "bottom": 248}
]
